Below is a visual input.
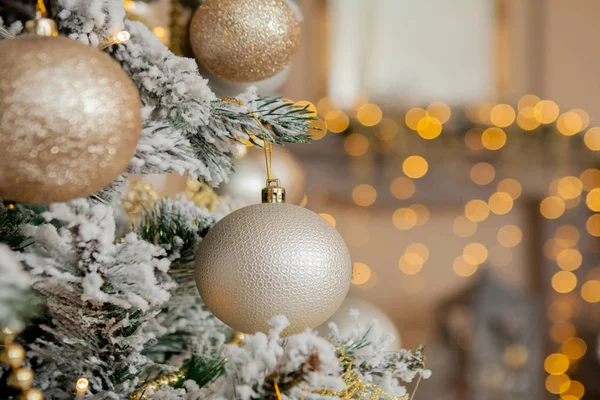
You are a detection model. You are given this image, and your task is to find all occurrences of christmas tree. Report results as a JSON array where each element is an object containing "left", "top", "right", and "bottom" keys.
[{"left": 0, "top": 1, "right": 429, "bottom": 399}]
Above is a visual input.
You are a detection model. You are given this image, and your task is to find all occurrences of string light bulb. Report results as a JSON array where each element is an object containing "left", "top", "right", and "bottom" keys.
[
  {"left": 99, "top": 30, "right": 131, "bottom": 50},
  {"left": 76, "top": 378, "right": 89, "bottom": 391}
]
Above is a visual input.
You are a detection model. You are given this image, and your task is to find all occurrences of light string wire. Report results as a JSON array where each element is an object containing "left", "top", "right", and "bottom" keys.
[{"left": 222, "top": 98, "right": 274, "bottom": 182}]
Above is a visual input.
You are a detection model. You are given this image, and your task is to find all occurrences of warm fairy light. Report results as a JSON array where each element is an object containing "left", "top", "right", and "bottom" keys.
[
  {"left": 352, "top": 184, "right": 377, "bottom": 207},
  {"left": 405, "top": 108, "right": 427, "bottom": 130},
  {"left": 470, "top": 162, "right": 496, "bottom": 185},
  {"left": 351, "top": 262, "right": 371, "bottom": 285},
  {"left": 390, "top": 177, "right": 415, "bottom": 200},
  {"left": 308, "top": 119, "right": 327, "bottom": 140},
  {"left": 557, "top": 111, "right": 584, "bottom": 136},
  {"left": 551, "top": 322, "right": 576, "bottom": 343},
  {"left": 517, "top": 107, "right": 542, "bottom": 130},
  {"left": 548, "top": 178, "right": 560, "bottom": 196},
  {"left": 319, "top": 213, "right": 336, "bottom": 228},
  {"left": 344, "top": 133, "right": 369, "bottom": 156},
  {"left": 406, "top": 243, "right": 430, "bottom": 262},
  {"left": 540, "top": 196, "right": 566, "bottom": 219},
  {"left": 464, "top": 199, "right": 489, "bottom": 222},
  {"left": 562, "top": 338, "right": 587, "bottom": 360},
  {"left": 426, "top": 102, "right": 451, "bottom": 124},
  {"left": 488, "top": 192, "right": 513, "bottom": 215},
  {"left": 152, "top": 26, "right": 167, "bottom": 42},
  {"left": 556, "top": 248, "right": 582, "bottom": 271},
  {"left": 124, "top": 0, "right": 136, "bottom": 12},
  {"left": 294, "top": 100, "right": 317, "bottom": 115},
  {"left": 317, "top": 97, "right": 335, "bottom": 117},
  {"left": 376, "top": 118, "right": 398, "bottom": 141},
  {"left": 583, "top": 127, "right": 600, "bottom": 151},
  {"left": 544, "top": 239, "right": 563, "bottom": 260},
  {"left": 453, "top": 256, "right": 478, "bottom": 277},
  {"left": 573, "top": 109, "right": 590, "bottom": 130},
  {"left": 581, "top": 280, "right": 600, "bottom": 302},
  {"left": 357, "top": 103, "right": 382, "bottom": 126},
  {"left": 497, "top": 225, "right": 522, "bottom": 247},
  {"left": 555, "top": 225, "right": 580, "bottom": 247},
  {"left": 547, "top": 300, "right": 572, "bottom": 322},
  {"left": 585, "top": 188, "right": 600, "bottom": 211},
  {"left": 534, "top": 100, "right": 560, "bottom": 123},
  {"left": 76, "top": 377, "right": 89, "bottom": 391},
  {"left": 545, "top": 374, "right": 571, "bottom": 394},
  {"left": 464, "top": 128, "right": 484, "bottom": 151},
  {"left": 402, "top": 156, "right": 428, "bottom": 179},
  {"left": 481, "top": 127, "right": 507, "bottom": 150},
  {"left": 518, "top": 94, "right": 541, "bottom": 110},
  {"left": 544, "top": 353, "right": 570, "bottom": 375},
  {"left": 453, "top": 215, "right": 477, "bottom": 237},
  {"left": 399, "top": 254, "right": 423, "bottom": 275},
  {"left": 562, "top": 381, "right": 585, "bottom": 400},
  {"left": 552, "top": 271, "right": 577, "bottom": 293},
  {"left": 586, "top": 214, "right": 600, "bottom": 237},
  {"left": 557, "top": 176, "right": 583, "bottom": 200},
  {"left": 99, "top": 30, "right": 131, "bottom": 49},
  {"left": 324, "top": 110, "right": 349, "bottom": 133},
  {"left": 503, "top": 344, "right": 529, "bottom": 369},
  {"left": 497, "top": 178, "right": 522, "bottom": 200},
  {"left": 463, "top": 242, "right": 488, "bottom": 265},
  {"left": 392, "top": 208, "right": 418, "bottom": 230},
  {"left": 416, "top": 115, "right": 442, "bottom": 139},
  {"left": 490, "top": 104, "right": 516, "bottom": 127},
  {"left": 477, "top": 102, "right": 494, "bottom": 124},
  {"left": 580, "top": 168, "right": 600, "bottom": 191},
  {"left": 564, "top": 196, "right": 582, "bottom": 210},
  {"left": 409, "top": 204, "right": 429, "bottom": 226}
]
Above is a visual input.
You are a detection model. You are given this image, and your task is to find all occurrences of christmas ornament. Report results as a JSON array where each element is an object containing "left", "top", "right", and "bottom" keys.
[
  {"left": 219, "top": 146, "right": 305, "bottom": 206},
  {"left": 189, "top": 0, "right": 301, "bottom": 82},
  {"left": 318, "top": 296, "right": 402, "bottom": 350},
  {"left": 0, "top": 29, "right": 141, "bottom": 204},
  {"left": 0, "top": 327, "right": 44, "bottom": 399}
]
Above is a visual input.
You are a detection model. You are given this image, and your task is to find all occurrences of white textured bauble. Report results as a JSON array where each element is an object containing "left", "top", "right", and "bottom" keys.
[
  {"left": 218, "top": 147, "right": 305, "bottom": 205},
  {"left": 317, "top": 296, "right": 401, "bottom": 350},
  {"left": 195, "top": 203, "right": 352, "bottom": 335}
]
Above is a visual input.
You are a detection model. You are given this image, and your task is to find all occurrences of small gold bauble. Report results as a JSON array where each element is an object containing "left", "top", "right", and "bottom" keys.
[
  {"left": 0, "top": 35, "right": 142, "bottom": 204},
  {"left": 8, "top": 367, "right": 34, "bottom": 390},
  {"left": 20, "top": 388, "right": 44, "bottom": 400},
  {"left": 155, "top": 375, "right": 170, "bottom": 387},
  {"left": 229, "top": 331, "right": 246, "bottom": 345},
  {"left": 0, "top": 343, "right": 26, "bottom": 367},
  {"left": 167, "top": 372, "right": 180, "bottom": 385},
  {"left": 189, "top": 0, "right": 300, "bottom": 82},
  {"left": 142, "top": 381, "right": 159, "bottom": 392}
]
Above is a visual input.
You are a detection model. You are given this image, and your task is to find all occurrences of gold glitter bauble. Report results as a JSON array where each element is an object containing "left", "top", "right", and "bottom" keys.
[
  {"left": 195, "top": 203, "right": 352, "bottom": 335},
  {"left": 0, "top": 35, "right": 141, "bottom": 204},
  {"left": 189, "top": 0, "right": 301, "bottom": 82}
]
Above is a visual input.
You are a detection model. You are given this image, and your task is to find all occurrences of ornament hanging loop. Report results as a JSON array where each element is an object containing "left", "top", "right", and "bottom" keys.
[
  {"left": 26, "top": 0, "right": 57, "bottom": 36},
  {"left": 262, "top": 178, "right": 286, "bottom": 204}
]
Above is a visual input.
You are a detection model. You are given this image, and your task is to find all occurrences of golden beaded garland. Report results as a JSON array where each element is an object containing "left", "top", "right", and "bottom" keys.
[
  {"left": 189, "top": 0, "right": 301, "bottom": 82},
  {"left": 1, "top": 328, "right": 44, "bottom": 399}
]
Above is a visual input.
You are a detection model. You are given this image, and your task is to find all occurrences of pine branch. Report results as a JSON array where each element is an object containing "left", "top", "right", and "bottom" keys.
[
  {"left": 177, "top": 354, "right": 226, "bottom": 390},
  {"left": 0, "top": 202, "right": 37, "bottom": 251}
]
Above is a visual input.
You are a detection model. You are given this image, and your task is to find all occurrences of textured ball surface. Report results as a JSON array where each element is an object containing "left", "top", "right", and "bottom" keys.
[
  {"left": 189, "top": 0, "right": 301, "bottom": 82},
  {"left": 0, "top": 35, "right": 141, "bottom": 204},
  {"left": 195, "top": 203, "right": 352, "bottom": 334}
]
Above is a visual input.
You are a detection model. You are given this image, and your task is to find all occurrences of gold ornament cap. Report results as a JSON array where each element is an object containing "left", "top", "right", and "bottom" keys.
[
  {"left": 25, "top": 18, "right": 58, "bottom": 37},
  {"left": 262, "top": 179, "right": 286, "bottom": 203}
]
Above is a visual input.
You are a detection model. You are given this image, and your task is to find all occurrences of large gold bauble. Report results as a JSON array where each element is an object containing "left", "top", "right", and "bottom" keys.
[
  {"left": 189, "top": 0, "right": 301, "bottom": 82},
  {"left": 0, "top": 35, "right": 142, "bottom": 204},
  {"left": 195, "top": 203, "right": 352, "bottom": 335}
]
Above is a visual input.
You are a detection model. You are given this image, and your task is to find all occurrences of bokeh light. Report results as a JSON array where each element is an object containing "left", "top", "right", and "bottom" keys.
[
  {"left": 556, "top": 248, "right": 582, "bottom": 271},
  {"left": 325, "top": 110, "right": 350, "bottom": 133},
  {"left": 453, "top": 256, "right": 478, "bottom": 277},
  {"left": 406, "top": 243, "right": 430, "bottom": 263},
  {"left": 535, "top": 100, "right": 560, "bottom": 124},
  {"left": 319, "top": 213, "right": 336, "bottom": 228},
  {"left": 416, "top": 115, "right": 442, "bottom": 139},
  {"left": 453, "top": 215, "right": 478, "bottom": 237},
  {"left": 584, "top": 127, "right": 600, "bottom": 151},
  {"left": 518, "top": 94, "right": 541, "bottom": 110},
  {"left": 352, "top": 184, "right": 377, "bottom": 207},
  {"left": 497, "top": 225, "right": 522, "bottom": 247},
  {"left": 294, "top": 100, "right": 317, "bottom": 115},
  {"left": 551, "top": 322, "right": 576, "bottom": 343},
  {"left": 352, "top": 262, "right": 372, "bottom": 285},
  {"left": 562, "top": 338, "right": 587, "bottom": 360},
  {"left": 409, "top": 204, "right": 430, "bottom": 226},
  {"left": 581, "top": 280, "right": 600, "bottom": 302},
  {"left": 572, "top": 109, "right": 590, "bottom": 130},
  {"left": 344, "top": 133, "right": 369, "bottom": 156},
  {"left": 399, "top": 254, "right": 423, "bottom": 275},
  {"left": 580, "top": 168, "right": 600, "bottom": 191},
  {"left": 497, "top": 178, "right": 522, "bottom": 200},
  {"left": 557, "top": 176, "right": 583, "bottom": 200},
  {"left": 585, "top": 188, "right": 600, "bottom": 211},
  {"left": 586, "top": 214, "right": 600, "bottom": 236},
  {"left": 547, "top": 300, "right": 572, "bottom": 323},
  {"left": 405, "top": 108, "right": 427, "bottom": 131},
  {"left": 557, "top": 111, "right": 584, "bottom": 136},
  {"left": 465, "top": 199, "right": 490, "bottom": 222},
  {"left": 481, "top": 127, "right": 507, "bottom": 150},
  {"left": 426, "top": 102, "right": 451, "bottom": 124},
  {"left": 465, "top": 128, "right": 484, "bottom": 151},
  {"left": 463, "top": 242, "right": 488, "bottom": 265},
  {"left": 390, "top": 177, "right": 416, "bottom": 200},
  {"left": 544, "top": 353, "right": 570, "bottom": 375},
  {"left": 555, "top": 225, "right": 580, "bottom": 248},
  {"left": 307, "top": 118, "right": 327, "bottom": 140},
  {"left": 540, "top": 196, "right": 566, "bottom": 219},
  {"left": 489, "top": 192, "right": 514, "bottom": 215},
  {"left": 317, "top": 97, "right": 335, "bottom": 117},
  {"left": 470, "top": 162, "right": 496, "bottom": 185},
  {"left": 503, "top": 344, "right": 529, "bottom": 369},
  {"left": 490, "top": 104, "right": 516, "bottom": 127},
  {"left": 552, "top": 271, "right": 577, "bottom": 293},
  {"left": 517, "top": 107, "right": 542, "bottom": 130},
  {"left": 562, "top": 380, "right": 585, "bottom": 400},
  {"left": 393, "top": 208, "right": 418, "bottom": 230},
  {"left": 545, "top": 374, "right": 571, "bottom": 394},
  {"left": 357, "top": 103, "right": 383, "bottom": 126},
  {"left": 376, "top": 118, "right": 399, "bottom": 141},
  {"left": 403, "top": 156, "right": 428, "bottom": 179}
]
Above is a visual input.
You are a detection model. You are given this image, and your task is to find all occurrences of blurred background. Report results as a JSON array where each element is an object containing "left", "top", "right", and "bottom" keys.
[{"left": 128, "top": 0, "right": 600, "bottom": 398}]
